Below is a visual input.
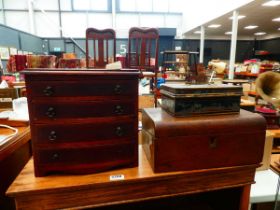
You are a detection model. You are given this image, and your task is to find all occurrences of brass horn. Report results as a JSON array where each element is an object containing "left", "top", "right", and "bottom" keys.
[{"left": 256, "top": 71, "right": 280, "bottom": 107}]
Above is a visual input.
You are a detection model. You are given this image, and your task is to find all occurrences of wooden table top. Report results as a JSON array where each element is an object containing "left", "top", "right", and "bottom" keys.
[
  {"left": 268, "top": 129, "right": 280, "bottom": 138},
  {"left": 0, "top": 126, "right": 30, "bottom": 162},
  {"left": 222, "top": 79, "right": 250, "bottom": 84},
  {"left": 6, "top": 145, "right": 258, "bottom": 209},
  {"left": 240, "top": 99, "right": 255, "bottom": 107}
]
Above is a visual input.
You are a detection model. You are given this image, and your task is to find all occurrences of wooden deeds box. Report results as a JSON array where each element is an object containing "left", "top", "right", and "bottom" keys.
[
  {"left": 142, "top": 108, "right": 266, "bottom": 173},
  {"left": 160, "top": 83, "right": 242, "bottom": 116},
  {"left": 24, "top": 69, "right": 139, "bottom": 176}
]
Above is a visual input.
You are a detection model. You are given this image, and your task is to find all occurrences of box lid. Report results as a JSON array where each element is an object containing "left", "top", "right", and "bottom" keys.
[
  {"left": 142, "top": 108, "right": 266, "bottom": 138},
  {"left": 160, "top": 83, "right": 242, "bottom": 98}
]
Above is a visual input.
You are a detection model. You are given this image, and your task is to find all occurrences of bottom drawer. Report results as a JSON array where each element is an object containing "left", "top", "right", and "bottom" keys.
[{"left": 33, "top": 142, "right": 137, "bottom": 176}]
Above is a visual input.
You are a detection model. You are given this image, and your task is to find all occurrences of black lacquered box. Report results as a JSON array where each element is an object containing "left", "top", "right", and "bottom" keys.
[{"left": 160, "top": 83, "right": 243, "bottom": 117}]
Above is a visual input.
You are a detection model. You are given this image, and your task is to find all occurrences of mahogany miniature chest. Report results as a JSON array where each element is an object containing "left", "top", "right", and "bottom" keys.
[
  {"left": 142, "top": 108, "right": 266, "bottom": 173},
  {"left": 24, "top": 69, "right": 139, "bottom": 176}
]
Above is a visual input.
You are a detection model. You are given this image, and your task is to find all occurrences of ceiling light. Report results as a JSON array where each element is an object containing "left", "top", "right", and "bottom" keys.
[
  {"left": 194, "top": 31, "right": 201, "bottom": 34},
  {"left": 244, "top": 25, "right": 258, "bottom": 29},
  {"left": 262, "top": 1, "right": 280, "bottom": 6},
  {"left": 229, "top": 15, "right": 246, "bottom": 20},
  {"left": 272, "top": 17, "right": 280, "bottom": 21},
  {"left": 208, "top": 24, "right": 221, "bottom": 28},
  {"left": 254, "top": 32, "right": 267, "bottom": 36},
  {"left": 225, "top": 31, "right": 232, "bottom": 35},
  {"left": 278, "top": 28, "right": 280, "bottom": 30}
]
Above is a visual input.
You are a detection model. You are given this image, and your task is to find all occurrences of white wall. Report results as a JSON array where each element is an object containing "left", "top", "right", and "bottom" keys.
[
  {"left": 0, "top": 0, "right": 182, "bottom": 38},
  {"left": 1, "top": 0, "right": 256, "bottom": 38},
  {"left": 182, "top": 0, "right": 254, "bottom": 34},
  {"left": 5, "top": 11, "right": 30, "bottom": 33},
  {"left": 34, "top": 12, "right": 60, "bottom": 37},
  {"left": 0, "top": 1, "right": 3, "bottom": 24}
]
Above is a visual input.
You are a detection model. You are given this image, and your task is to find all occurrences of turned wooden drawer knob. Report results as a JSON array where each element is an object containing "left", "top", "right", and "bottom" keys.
[
  {"left": 115, "top": 126, "right": 124, "bottom": 137},
  {"left": 115, "top": 105, "right": 124, "bottom": 115},
  {"left": 45, "top": 107, "right": 56, "bottom": 118},
  {"left": 52, "top": 153, "right": 59, "bottom": 161},
  {"left": 43, "top": 86, "right": 54, "bottom": 96},
  {"left": 48, "top": 131, "right": 57, "bottom": 141},
  {"left": 114, "top": 84, "right": 122, "bottom": 94}
]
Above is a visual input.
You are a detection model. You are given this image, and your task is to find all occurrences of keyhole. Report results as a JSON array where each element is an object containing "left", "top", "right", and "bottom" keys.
[{"left": 209, "top": 137, "right": 218, "bottom": 149}]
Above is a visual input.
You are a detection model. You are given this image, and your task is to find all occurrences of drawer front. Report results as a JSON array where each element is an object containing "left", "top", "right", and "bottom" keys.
[
  {"left": 27, "top": 80, "right": 137, "bottom": 97},
  {"left": 36, "top": 143, "right": 135, "bottom": 165},
  {"left": 30, "top": 100, "right": 136, "bottom": 122},
  {"left": 32, "top": 119, "right": 137, "bottom": 144},
  {"left": 151, "top": 131, "right": 265, "bottom": 172}
]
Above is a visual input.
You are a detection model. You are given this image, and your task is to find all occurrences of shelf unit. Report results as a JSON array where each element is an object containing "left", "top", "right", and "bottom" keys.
[{"left": 161, "top": 51, "right": 199, "bottom": 82}]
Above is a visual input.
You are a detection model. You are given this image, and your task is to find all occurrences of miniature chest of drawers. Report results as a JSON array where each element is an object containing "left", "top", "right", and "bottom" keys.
[{"left": 24, "top": 69, "right": 139, "bottom": 176}]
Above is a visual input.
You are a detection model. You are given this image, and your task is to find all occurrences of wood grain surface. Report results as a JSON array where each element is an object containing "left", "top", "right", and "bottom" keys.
[
  {"left": 0, "top": 126, "right": 31, "bottom": 210},
  {"left": 7, "top": 146, "right": 257, "bottom": 210},
  {"left": 142, "top": 108, "right": 266, "bottom": 173},
  {"left": 0, "top": 126, "right": 30, "bottom": 161},
  {"left": 24, "top": 70, "right": 139, "bottom": 176}
]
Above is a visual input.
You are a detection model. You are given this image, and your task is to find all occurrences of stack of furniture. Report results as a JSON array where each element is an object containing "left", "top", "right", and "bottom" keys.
[
  {"left": 142, "top": 83, "right": 266, "bottom": 210},
  {"left": 5, "top": 78, "right": 268, "bottom": 209}
]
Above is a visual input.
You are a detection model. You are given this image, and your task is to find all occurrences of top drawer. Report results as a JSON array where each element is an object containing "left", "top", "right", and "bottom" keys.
[{"left": 26, "top": 80, "right": 138, "bottom": 98}]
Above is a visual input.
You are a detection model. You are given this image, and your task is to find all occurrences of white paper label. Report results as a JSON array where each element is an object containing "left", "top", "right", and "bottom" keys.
[
  {"left": 109, "top": 174, "right": 125, "bottom": 181},
  {"left": 0, "top": 98, "right": 12, "bottom": 102}
]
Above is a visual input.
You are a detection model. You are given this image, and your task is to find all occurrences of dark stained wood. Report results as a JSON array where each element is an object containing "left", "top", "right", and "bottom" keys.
[
  {"left": 22, "top": 69, "right": 140, "bottom": 76},
  {"left": 32, "top": 118, "right": 136, "bottom": 145},
  {"left": 7, "top": 146, "right": 256, "bottom": 210},
  {"left": 127, "top": 27, "right": 159, "bottom": 106},
  {"left": 0, "top": 126, "right": 31, "bottom": 210},
  {"left": 30, "top": 99, "right": 137, "bottom": 122},
  {"left": 86, "top": 28, "right": 116, "bottom": 68},
  {"left": 27, "top": 79, "right": 137, "bottom": 97},
  {"left": 34, "top": 142, "right": 136, "bottom": 175},
  {"left": 89, "top": 188, "right": 241, "bottom": 210},
  {"left": 128, "top": 27, "right": 159, "bottom": 70},
  {"left": 24, "top": 69, "right": 139, "bottom": 176},
  {"left": 142, "top": 108, "right": 266, "bottom": 173},
  {"left": 239, "top": 185, "right": 251, "bottom": 210}
]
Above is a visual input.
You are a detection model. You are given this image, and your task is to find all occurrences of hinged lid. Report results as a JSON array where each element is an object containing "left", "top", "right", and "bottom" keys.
[
  {"left": 142, "top": 108, "right": 266, "bottom": 138},
  {"left": 160, "top": 84, "right": 242, "bottom": 98}
]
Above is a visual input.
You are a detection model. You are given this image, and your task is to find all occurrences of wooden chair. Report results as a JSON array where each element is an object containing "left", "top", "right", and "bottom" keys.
[
  {"left": 85, "top": 28, "right": 116, "bottom": 68},
  {"left": 127, "top": 27, "right": 159, "bottom": 106}
]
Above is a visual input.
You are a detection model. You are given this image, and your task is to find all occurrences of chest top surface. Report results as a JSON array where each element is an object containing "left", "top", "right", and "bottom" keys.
[{"left": 142, "top": 108, "right": 266, "bottom": 138}]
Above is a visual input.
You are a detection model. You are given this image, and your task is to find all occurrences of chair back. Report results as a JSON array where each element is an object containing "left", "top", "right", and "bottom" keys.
[
  {"left": 86, "top": 28, "right": 116, "bottom": 68},
  {"left": 127, "top": 27, "right": 159, "bottom": 71}
]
